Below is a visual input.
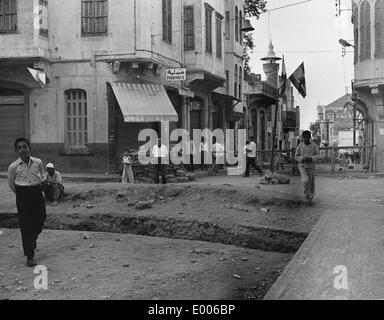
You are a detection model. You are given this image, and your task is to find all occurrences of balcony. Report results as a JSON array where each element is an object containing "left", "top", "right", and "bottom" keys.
[
  {"left": 247, "top": 81, "right": 278, "bottom": 105},
  {"left": 283, "top": 111, "right": 297, "bottom": 129}
]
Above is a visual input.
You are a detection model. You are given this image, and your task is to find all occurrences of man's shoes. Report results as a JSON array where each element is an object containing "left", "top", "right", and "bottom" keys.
[{"left": 27, "top": 257, "right": 37, "bottom": 267}]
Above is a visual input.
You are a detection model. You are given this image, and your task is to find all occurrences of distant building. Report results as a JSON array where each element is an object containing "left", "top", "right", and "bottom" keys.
[
  {"left": 350, "top": 0, "right": 384, "bottom": 171},
  {"left": 316, "top": 94, "right": 363, "bottom": 147},
  {"left": 245, "top": 41, "right": 300, "bottom": 152}
]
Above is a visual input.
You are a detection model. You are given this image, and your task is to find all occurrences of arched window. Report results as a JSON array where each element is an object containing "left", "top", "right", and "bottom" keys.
[
  {"left": 234, "top": 65, "right": 238, "bottom": 98},
  {"left": 360, "top": 0, "right": 371, "bottom": 60},
  {"left": 239, "top": 66, "right": 243, "bottom": 100},
  {"left": 65, "top": 89, "right": 88, "bottom": 147},
  {"left": 375, "top": 0, "right": 384, "bottom": 58},
  {"left": 239, "top": 10, "right": 243, "bottom": 44},
  {"left": 352, "top": 3, "right": 358, "bottom": 63},
  {"left": 235, "top": 6, "right": 239, "bottom": 42}
]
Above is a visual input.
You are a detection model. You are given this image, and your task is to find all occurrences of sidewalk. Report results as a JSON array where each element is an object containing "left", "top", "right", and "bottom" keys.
[{"left": 264, "top": 177, "right": 384, "bottom": 299}]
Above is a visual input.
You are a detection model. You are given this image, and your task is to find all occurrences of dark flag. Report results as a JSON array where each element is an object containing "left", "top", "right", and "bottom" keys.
[
  {"left": 279, "top": 55, "right": 287, "bottom": 97},
  {"left": 289, "top": 62, "right": 306, "bottom": 98}
]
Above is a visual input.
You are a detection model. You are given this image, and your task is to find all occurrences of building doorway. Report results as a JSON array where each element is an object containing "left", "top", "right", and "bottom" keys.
[{"left": 0, "top": 87, "right": 27, "bottom": 169}]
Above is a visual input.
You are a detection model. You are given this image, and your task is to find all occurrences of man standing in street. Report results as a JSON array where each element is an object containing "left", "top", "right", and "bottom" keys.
[
  {"left": 243, "top": 136, "right": 263, "bottom": 177},
  {"left": 8, "top": 137, "right": 47, "bottom": 267},
  {"left": 295, "top": 131, "right": 320, "bottom": 203},
  {"left": 152, "top": 138, "right": 168, "bottom": 184},
  {"left": 42, "top": 162, "right": 65, "bottom": 206}
]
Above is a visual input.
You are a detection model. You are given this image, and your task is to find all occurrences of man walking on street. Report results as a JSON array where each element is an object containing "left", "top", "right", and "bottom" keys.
[
  {"left": 152, "top": 138, "right": 168, "bottom": 184},
  {"left": 243, "top": 137, "right": 263, "bottom": 177},
  {"left": 8, "top": 137, "right": 47, "bottom": 267},
  {"left": 295, "top": 131, "right": 320, "bottom": 203}
]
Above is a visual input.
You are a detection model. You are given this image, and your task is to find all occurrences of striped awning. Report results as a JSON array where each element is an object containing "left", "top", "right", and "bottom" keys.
[{"left": 111, "top": 83, "right": 179, "bottom": 122}]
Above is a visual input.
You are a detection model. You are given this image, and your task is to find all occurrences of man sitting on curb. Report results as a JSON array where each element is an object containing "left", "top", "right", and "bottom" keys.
[{"left": 42, "top": 163, "right": 65, "bottom": 206}]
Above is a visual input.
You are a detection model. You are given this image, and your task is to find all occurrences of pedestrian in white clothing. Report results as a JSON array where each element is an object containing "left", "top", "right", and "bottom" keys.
[{"left": 295, "top": 131, "right": 320, "bottom": 203}]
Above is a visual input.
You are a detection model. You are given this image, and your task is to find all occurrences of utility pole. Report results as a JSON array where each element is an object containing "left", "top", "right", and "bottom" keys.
[{"left": 270, "top": 99, "right": 279, "bottom": 172}]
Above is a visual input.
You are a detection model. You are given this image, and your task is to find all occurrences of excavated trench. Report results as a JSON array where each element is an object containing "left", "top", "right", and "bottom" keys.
[
  {"left": 0, "top": 184, "right": 309, "bottom": 253},
  {"left": 0, "top": 214, "right": 307, "bottom": 254}
]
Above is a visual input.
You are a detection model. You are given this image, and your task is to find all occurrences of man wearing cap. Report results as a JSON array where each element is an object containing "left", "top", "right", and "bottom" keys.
[{"left": 42, "top": 163, "right": 65, "bottom": 206}]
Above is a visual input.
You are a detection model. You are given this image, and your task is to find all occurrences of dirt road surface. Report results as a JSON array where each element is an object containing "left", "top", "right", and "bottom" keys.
[{"left": 1, "top": 174, "right": 383, "bottom": 300}]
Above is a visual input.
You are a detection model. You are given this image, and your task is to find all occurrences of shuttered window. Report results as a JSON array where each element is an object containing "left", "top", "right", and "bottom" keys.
[
  {"left": 0, "top": 0, "right": 17, "bottom": 33},
  {"left": 39, "top": 0, "right": 48, "bottom": 36},
  {"left": 81, "top": 0, "right": 108, "bottom": 36},
  {"left": 184, "top": 6, "right": 194, "bottom": 50},
  {"left": 225, "top": 11, "right": 230, "bottom": 40},
  {"left": 163, "top": 0, "right": 172, "bottom": 43},
  {"left": 352, "top": 4, "right": 358, "bottom": 63},
  {"left": 65, "top": 90, "right": 88, "bottom": 147},
  {"left": 239, "top": 10, "right": 243, "bottom": 44},
  {"left": 360, "top": 1, "right": 371, "bottom": 60},
  {"left": 239, "top": 66, "right": 243, "bottom": 100},
  {"left": 216, "top": 13, "right": 223, "bottom": 58},
  {"left": 235, "top": 6, "right": 239, "bottom": 42},
  {"left": 234, "top": 65, "right": 238, "bottom": 98},
  {"left": 205, "top": 4, "right": 213, "bottom": 53},
  {"left": 375, "top": 0, "right": 384, "bottom": 58}
]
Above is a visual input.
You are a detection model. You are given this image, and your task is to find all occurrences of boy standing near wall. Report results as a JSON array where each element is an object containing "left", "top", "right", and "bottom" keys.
[
  {"left": 8, "top": 138, "right": 47, "bottom": 267},
  {"left": 295, "top": 131, "right": 320, "bottom": 203}
]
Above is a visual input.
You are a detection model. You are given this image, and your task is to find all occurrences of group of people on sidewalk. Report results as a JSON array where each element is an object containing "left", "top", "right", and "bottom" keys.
[{"left": 121, "top": 137, "right": 227, "bottom": 185}]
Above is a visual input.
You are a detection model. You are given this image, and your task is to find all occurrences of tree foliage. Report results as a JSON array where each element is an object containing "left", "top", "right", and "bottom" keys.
[{"left": 243, "top": 0, "right": 267, "bottom": 80}]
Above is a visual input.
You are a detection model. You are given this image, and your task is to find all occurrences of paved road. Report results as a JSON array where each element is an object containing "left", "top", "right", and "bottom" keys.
[{"left": 265, "top": 176, "right": 384, "bottom": 299}]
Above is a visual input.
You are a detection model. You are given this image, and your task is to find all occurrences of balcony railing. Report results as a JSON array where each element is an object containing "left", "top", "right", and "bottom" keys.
[{"left": 247, "top": 81, "right": 278, "bottom": 99}]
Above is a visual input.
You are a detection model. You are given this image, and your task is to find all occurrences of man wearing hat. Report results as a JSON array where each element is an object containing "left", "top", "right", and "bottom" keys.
[{"left": 42, "top": 163, "right": 65, "bottom": 206}]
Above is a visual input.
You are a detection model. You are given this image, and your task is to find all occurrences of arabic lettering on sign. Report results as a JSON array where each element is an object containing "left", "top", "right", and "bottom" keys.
[{"left": 166, "top": 68, "right": 186, "bottom": 81}]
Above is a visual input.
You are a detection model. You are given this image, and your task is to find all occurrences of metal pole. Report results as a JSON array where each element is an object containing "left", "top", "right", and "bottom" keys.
[
  {"left": 353, "top": 103, "right": 356, "bottom": 146},
  {"left": 270, "top": 99, "right": 279, "bottom": 172}
]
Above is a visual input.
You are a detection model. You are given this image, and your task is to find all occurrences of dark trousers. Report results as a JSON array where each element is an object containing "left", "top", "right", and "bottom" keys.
[
  {"left": 15, "top": 185, "right": 47, "bottom": 258},
  {"left": 187, "top": 154, "right": 194, "bottom": 172},
  {"left": 201, "top": 152, "right": 208, "bottom": 171},
  {"left": 245, "top": 157, "right": 262, "bottom": 176},
  {"left": 154, "top": 158, "right": 167, "bottom": 184}
]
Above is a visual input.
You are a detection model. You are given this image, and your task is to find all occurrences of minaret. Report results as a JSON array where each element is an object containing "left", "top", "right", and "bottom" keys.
[{"left": 261, "top": 41, "right": 281, "bottom": 89}]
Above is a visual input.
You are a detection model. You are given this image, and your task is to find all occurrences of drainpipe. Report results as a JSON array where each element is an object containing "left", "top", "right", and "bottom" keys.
[{"left": 134, "top": 0, "right": 137, "bottom": 51}]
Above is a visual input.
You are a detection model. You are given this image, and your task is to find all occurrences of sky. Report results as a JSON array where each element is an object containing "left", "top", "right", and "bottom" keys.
[{"left": 248, "top": 0, "right": 354, "bottom": 130}]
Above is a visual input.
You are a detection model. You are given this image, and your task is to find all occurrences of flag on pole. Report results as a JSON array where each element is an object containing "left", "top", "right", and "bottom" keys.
[
  {"left": 289, "top": 62, "right": 306, "bottom": 98},
  {"left": 279, "top": 55, "right": 287, "bottom": 97}
]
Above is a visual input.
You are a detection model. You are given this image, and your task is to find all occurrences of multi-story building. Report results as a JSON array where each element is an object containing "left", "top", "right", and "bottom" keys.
[
  {"left": 281, "top": 85, "right": 300, "bottom": 150},
  {"left": 350, "top": 0, "right": 384, "bottom": 171},
  {"left": 316, "top": 94, "right": 364, "bottom": 147},
  {"left": 0, "top": 0, "right": 247, "bottom": 173}
]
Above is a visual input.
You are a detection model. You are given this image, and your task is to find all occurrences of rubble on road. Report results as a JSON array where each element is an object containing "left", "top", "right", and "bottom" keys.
[
  {"left": 124, "top": 149, "right": 196, "bottom": 184},
  {"left": 259, "top": 171, "right": 291, "bottom": 185}
]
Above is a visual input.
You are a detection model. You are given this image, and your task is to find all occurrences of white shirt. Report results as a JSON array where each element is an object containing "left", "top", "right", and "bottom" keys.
[
  {"left": 8, "top": 156, "right": 44, "bottom": 193},
  {"left": 199, "top": 142, "right": 209, "bottom": 152},
  {"left": 212, "top": 143, "right": 224, "bottom": 157},
  {"left": 123, "top": 156, "right": 131, "bottom": 165},
  {"left": 152, "top": 144, "right": 169, "bottom": 158},
  {"left": 248, "top": 141, "right": 257, "bottom": 158}
]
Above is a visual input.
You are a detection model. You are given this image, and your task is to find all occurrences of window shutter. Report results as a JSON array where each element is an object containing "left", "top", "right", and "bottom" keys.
[
  {"left": 162, "top": 0, "right": 167, "bottom": 40},
  {"left": 167, "top": 0, "right": 172, "bottom": 43},
  {"left": 225, "top": 11, "right": 230, "bottom": 40}
]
